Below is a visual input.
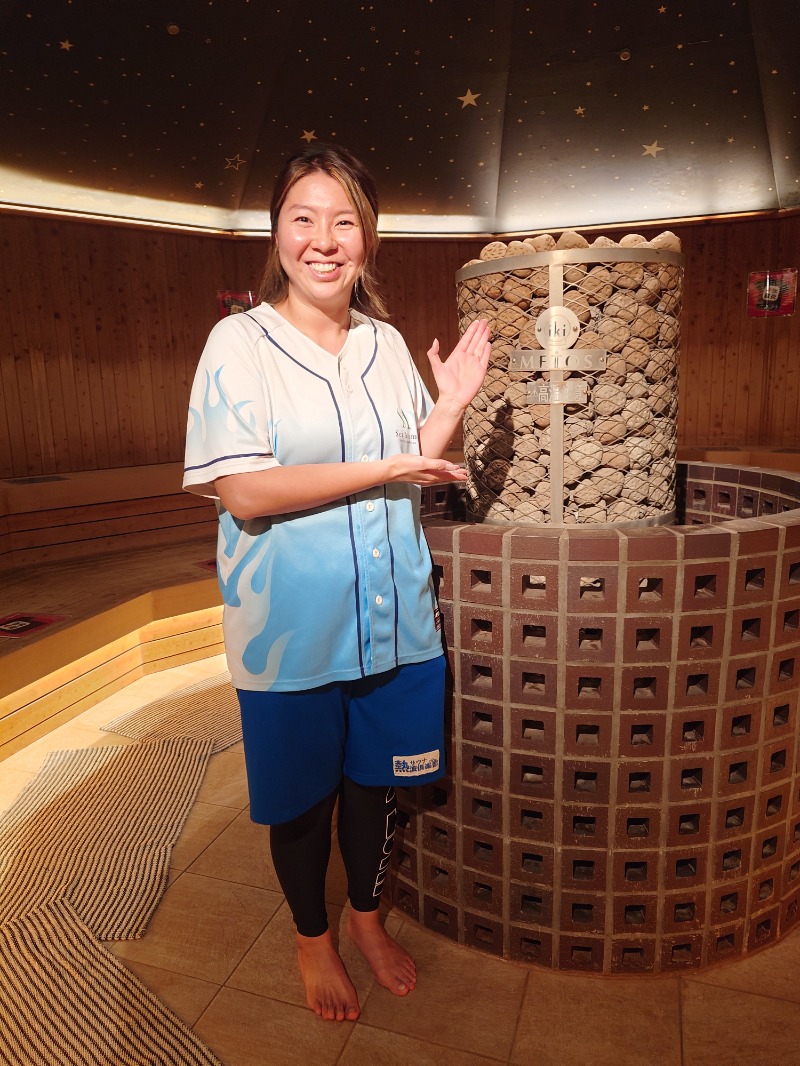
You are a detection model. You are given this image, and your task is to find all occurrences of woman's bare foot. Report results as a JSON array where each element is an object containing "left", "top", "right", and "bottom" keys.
[
  {"left": 296, "top": 929, "right": 360, "bottom": 1021},
  {"left": 347, "top": 908, "right": 416, "bottom": 996}
]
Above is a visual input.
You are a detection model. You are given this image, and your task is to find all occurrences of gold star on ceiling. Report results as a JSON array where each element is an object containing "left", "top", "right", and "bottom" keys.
[
  {"left": 224, "top": 154, "right": 245, "bottom": 170},
  {"left": 658, "top": 5, "right": 667, "bottom": 11},
  {"left": 194, "top": 181, "right": 204, "bottom": 189},
  {"left": 575, "top": 106, "right": 586, "bottom": 116},
  {"left": 458, "top": 89, "right": 480, "bottom": 108},
  {"left": 642, "top": 141, "right": 665, "bottom": 157},
  {"left": 301, "top": 130, "right": 317, "bottom": 143},
  {"left": 59, "top": 39, "right": 74, "bottom": 51}
]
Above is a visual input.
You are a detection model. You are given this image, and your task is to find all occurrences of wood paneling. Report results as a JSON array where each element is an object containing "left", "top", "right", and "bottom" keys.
[{"left": 1, "top": 210, "right": 798, "bottom": 480}]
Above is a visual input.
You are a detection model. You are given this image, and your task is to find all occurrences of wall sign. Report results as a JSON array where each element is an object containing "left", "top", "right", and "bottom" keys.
[{"left": 747, "top": 269, "right": 797, "bottom": 318}]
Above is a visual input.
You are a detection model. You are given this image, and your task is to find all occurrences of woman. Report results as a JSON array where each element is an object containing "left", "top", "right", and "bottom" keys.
[{"left": 183, "top": 144, "right": 489, "bottom": 1022}]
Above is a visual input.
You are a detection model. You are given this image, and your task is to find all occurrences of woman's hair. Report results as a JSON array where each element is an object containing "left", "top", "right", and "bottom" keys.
[{"left": 257, "top": 143, "right": 388, "bottom": 320}]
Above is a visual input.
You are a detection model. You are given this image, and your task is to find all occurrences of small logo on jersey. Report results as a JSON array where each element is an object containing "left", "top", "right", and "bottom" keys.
[
  {"left": 396, "top": 408, "right": 418, "bottom": 446},
  {"left": 393, "top": 750, "right": 440, "bottom": 776}
]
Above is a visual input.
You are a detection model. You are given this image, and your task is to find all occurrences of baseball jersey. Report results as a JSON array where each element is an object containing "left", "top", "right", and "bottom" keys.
[{"left": 183, "top": 302, "right": 443, "bottom": 692}]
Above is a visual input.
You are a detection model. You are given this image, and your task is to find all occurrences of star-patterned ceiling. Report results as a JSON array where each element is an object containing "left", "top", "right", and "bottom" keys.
[{"left": 1, "top": 0, "right": 797, "bottom": 235}]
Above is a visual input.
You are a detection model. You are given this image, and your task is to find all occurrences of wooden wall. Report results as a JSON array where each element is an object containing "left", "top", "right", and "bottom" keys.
[{"left": 1, "top": 209, "right": 798, "bottom": 480}]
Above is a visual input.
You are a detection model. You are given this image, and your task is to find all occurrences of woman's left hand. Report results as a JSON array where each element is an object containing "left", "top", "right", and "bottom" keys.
[{"left": 426, "top": 319, "right": 491, "bottom": 410}]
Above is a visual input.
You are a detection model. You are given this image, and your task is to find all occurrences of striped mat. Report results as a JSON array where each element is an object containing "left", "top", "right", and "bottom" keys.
[
  {"left": 0, "top": 897, "right": 222, "bottom": 1066},
  {"left": 102, "top": 673, "right": 242, "bottom": 753},
  {"left": 0, "top": 737, "right": 212, "bottom": 939}
]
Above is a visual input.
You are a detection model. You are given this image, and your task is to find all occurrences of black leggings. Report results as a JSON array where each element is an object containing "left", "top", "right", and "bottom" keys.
[{"left": 269, "top": 778, "right": 397, "bottom": 938}]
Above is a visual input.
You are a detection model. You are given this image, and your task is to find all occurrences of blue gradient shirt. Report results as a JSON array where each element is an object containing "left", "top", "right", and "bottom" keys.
[{"left": 183, "top": 303, "right": 442, "bottom": 691}]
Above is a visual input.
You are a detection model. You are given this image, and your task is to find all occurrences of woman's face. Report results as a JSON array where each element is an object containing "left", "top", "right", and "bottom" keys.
[{"left": 275, "top": 171, "right": 365, "bottom": 310}]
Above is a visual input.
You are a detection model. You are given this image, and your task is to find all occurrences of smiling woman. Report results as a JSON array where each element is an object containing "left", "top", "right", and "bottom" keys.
[{"left": 182, "top": 143, "right": 490, "bottom": 1024}]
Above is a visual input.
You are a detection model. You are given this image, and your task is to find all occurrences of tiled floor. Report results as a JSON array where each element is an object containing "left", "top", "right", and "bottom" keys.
[{"left": 4, "top": 655, "right": 800, "bottom": 1066}]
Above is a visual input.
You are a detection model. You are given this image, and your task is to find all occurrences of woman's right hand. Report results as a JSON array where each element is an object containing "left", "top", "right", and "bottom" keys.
[{"left": 381, "top": 454, "right": 467, "bottom": 484}]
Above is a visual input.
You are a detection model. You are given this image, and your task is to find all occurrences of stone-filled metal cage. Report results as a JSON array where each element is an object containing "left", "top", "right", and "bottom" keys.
[{"left": 455, "top": 237, "right": 684, "bottom": 527}]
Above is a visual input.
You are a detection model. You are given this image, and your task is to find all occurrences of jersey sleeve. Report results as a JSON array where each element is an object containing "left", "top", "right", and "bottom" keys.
[{"left": 183, "top": 315, "right": 279, "bottom": 498}]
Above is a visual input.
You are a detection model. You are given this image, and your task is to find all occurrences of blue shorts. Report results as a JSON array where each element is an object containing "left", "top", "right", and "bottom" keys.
[{"left": 237, "top": 656, "right": 446, "bottom": 825}]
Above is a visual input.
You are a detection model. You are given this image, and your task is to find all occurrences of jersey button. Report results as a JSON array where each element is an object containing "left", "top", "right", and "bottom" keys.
[
  {"left": 361, "top": 455, "right": 369, "bottom": 462},
  {"left": 366, "top": 501, "right": 375, "bottom": 512},
  {"left": 372, "top": 548, "right": 380, "bottom": 558},
  {"left": 375, "top": 595, "right": 383, "bottom": 605}
]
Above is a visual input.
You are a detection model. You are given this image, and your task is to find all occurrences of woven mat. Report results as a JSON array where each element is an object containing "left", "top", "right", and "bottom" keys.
[
  {"left": 102, "top": 673, "right": 242, "bottom": 753},
  {"left": 0, "top": 737, "right": 212, "bottom": 939},
  {"left": 0, "top": 898, "right": 222, "bottom": 1066}
]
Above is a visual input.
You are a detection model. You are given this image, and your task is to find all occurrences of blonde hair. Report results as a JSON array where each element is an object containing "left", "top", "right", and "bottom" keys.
[{"left": 258, "top": 144, "right": 388, "bottom": 320}]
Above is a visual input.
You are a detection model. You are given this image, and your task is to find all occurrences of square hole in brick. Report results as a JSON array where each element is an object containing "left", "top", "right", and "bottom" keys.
[
  {"left": 671, "top": 943, "right": 693, "bottom": 963},
  {"left": 735, "top": 667, "right": 756, "bottom": 690},
  {"left": 686, "top": 674, "right": 709, "bottom": 697},
  {"left": 574, "top": 771, "right": 598, "bottom": 793},
  {"left": 473, "top": 924, "right": 495, "bottom": 945},
  {"left": 429, "top": 786, "right": 449, "bottom": 808},
  {"left": 521, "top": 894, "right": 543, "bottom": 919},
  {"left": 791, "top": 861, "right": 800, "bottom": 882},
  {"left": 681, "top": 767, "right": 703, "bottom": 789},
  {"left": 758, "top": 878, "right": 774, "bottom": 901},
  {"left": 396, "top": 809, "right": 411, "bottom": 830},
  {"left": 633, "top": 676, "right": 657, "bottom": 700},
  {"left": 471, "top": 618, "right": 493, "bottom": 641},
  {"left": 756, "top": 917, "right": 772, "bottom": 941},
  {"left": 693, "top": 574, "right": 716, "bottom": 598},
  {"left": 625, "top": 861, "right": 648, "bottom": 881},
  {"left": 716, "top": 933, "right": 735, "bottom": 954},
  {"left": 576, "top": 723, "right": 600, "bottom": 746},
  {"left": 674, "top": 902, "right": 695, "bottom": 923},
  {"left": 571, "top": 946, "right": 595, "bottom": 965},
  {"left": 720, "top": 892, "right": 739, "bottom": 914},
  {"left": 432, "top": 824, "right": 449, "bottom": 846},
  {"left": 431, "top": 906, "right": 451, "bottom": 927},
  {"left": 794, "top": 821, "right": 800, "bottom": 843},
  {"left": 471, "top": 664, "right": 493, "bottom": 688},
  {"left": 519, "top": 936, "right": 543, "bottom": 960},
  {"left": 432, "top": 866, "right": 450, "bottom": 888},
  {"left": 689, "top": 625, "right": 713, "bottom": 648},
  {"left": 741, "top": 494, "right": 755, "bottom": 516},
  {"left": 723, "top": 849, "right": 742, "bottom": 871},
  {"left": 790, "top": 561, "right": 800, "bottom": 585},
  {"left": 627, "top": 817, "right": 650, "bottom": 838},
  {"left": 522, "top": 672, "right": 546, "bottom": 693},
  {"left": 397, "top": 848, "right": 412, "bottom": 871},
  {"left": 573, "top": 815, "right": 596, "bottom": 836},
  {"left": 631, "top": 724, "right": 654, "bottom": 746},
  {"left": 473, "top": 840, "right": 493, "bottom": 863},
  {"left": 770, "top": 749, "right": 787, "bottom": 774},
  {"left": 638, "top": 577, "right": 663, "bottom": 601},
  {"left": 625, "top": 905, "right": 647, "bottom": 925},
  {"left": 728, "top": 762, "right": 748, "bottom": 784},
  {"left": 676, "top": 857, "right": 697, "bottom": 878},
  {"left": 471, "top": 569, "right": 493, "bottom": 592},
  {"left": 785, "top": 609, "right": 799, "bottom": 633},
  {"left": 573, "top": 859, "right": 595, "bottom": 880},
  {"left": 472, "top": 756, "right": 493, "bottom": 779},
  {"left": 521, "top": 574, "right": 547, "bottom": 598},
  {"left": 719, "top": 490, "right": 732, "bottom": 507},
  {"left": 693, "top": 488, "right": 706, "bottom": 504},
  {"left": 472, "top": 798, "right": 494, "bottom": 821},
  {"left": 472, "top": 711, "right": 493, "bottom": 734},
  {"left": 520, "top": 808, "right": 543, "bottom": 830},
  {"left": 636, "top": 627, "right": 661, "bottom": 651},
  {"left": 725, "top": 806, "right": 745, "bottom": 829},
  {"left": 521, "top": 851, "right": 543, "bottom": 874},
  {"left": 522, "top": 719, "right": 545, "bottom": 743},
  {"left": 578, "top": 676, "right": 602, "bottom": 698},
  {"left": 432, "top": 563, "right": 444, "bottom": 586},
  {"left": 679, "top": 813, "right": 700, "bottom": 834},
  {"left": 731, "top": 714, "right": 751, "bottom": 737},
  {"left": 571, "top": 903, "right": 595, "bottom": 924},
  {"left": 523, "top": 623, "right": 547, "bottom": 647},
  {"left": 682, "top": 721, "right": 704, "bottom": 743},
  {"left": 773, "top": 704, "right": 790, "bottom": 728},
  {"left": 741, "top": 617, "right": 761, "bottom": 642},
  {"left": 522, "top": 764, "right": 544, "bottom": 786},
  {"left": 579, "top": 576, "right": 605, "bottom": 599},
  {"left": 579, "top": 627, "right": 603, "bottom": 650},
  {"left": 621, "top": 947, "right": 645, "bottom": 969},
  {"left": 629, "top": 772, "right": 652, "bottom": 794},
  {"left": 762, "top": 836, "right": 778, "bottom": 859},
  {"left": 779, "top": 658, "right": 795, "bottom": 681},
  {"left": 472, "top": 881, "right": 493, "bottom": 904},
  {"left": 745, "top": 567, "right": 766, "bottom": 592},
  {"left": 762, "top": 499, "right": 776, "bottom": 514}
]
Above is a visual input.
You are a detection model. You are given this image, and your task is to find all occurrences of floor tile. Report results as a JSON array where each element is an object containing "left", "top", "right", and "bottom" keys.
[
  {"left": 339, "top": 1025, "right": 508, "bottom": 1065},
  {"left": 188, "top": 808, "right": 282, "bottom": 891},
  {"left": 194, "top": 985, "right": 352, "bottom": 1066},
  {"left": 358, "top": 921, "right": 527, "bottom": 1060},
  {"left": 512, "top": 971, "right": 682, "bottom": 1066},
  {"left": 110, "top": 870, "right": 283, "bottom": 984},
  {"left": 195, "top": 749, "right": 249, "bottom": 809},
  {"left": 682, "top": 980, "right": 800, "bottom": 1066},
  {"left": 115, "top": 957, "right": 220, "bottom": 1027},
  {"left": 170, "top": 800, "right": 240, "bottom": 873},
  {"left": 680, "top": 926, "right": 800, "bottom": 1004}
]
